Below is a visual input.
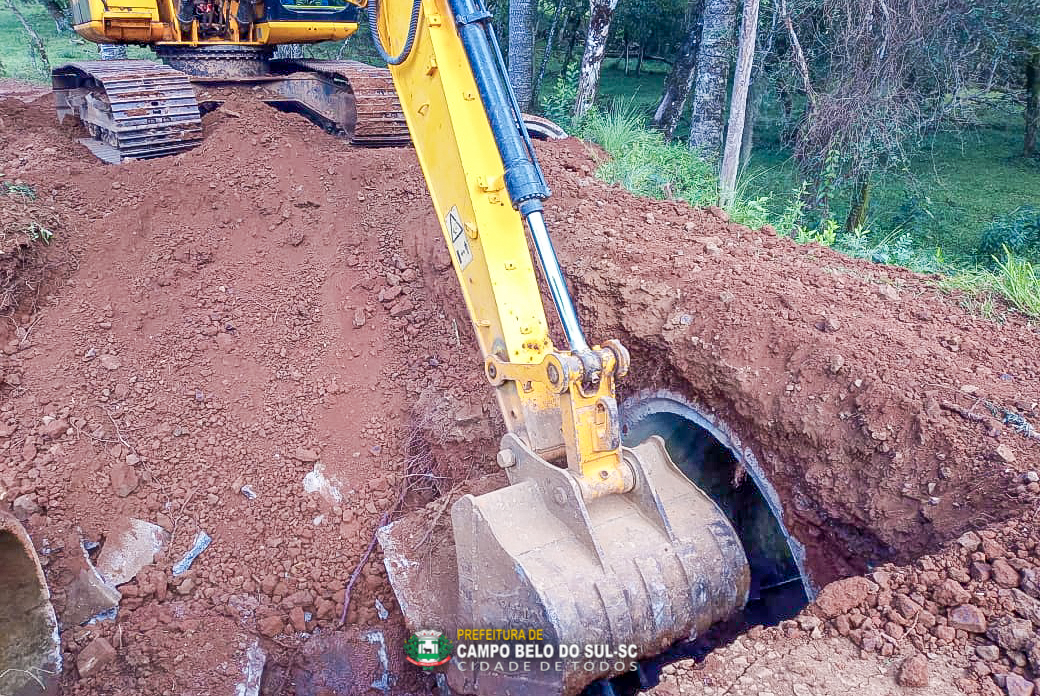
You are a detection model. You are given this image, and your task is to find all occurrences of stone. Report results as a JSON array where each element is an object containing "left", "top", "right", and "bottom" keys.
[
  {"left": 1010, "top": 588, "right": 1040, "bottom": 624},
  {"left": 77, "top": 636, "right": 117, "bottom": 677},
  {"left": 99, "top": 354, "right": 122, "bottom": 371},
  {"left": 12, "top": 494, "right": 39, "bottom": 520},
  {"left": 95, "top": 518, "right": 169, "bottom": 586},
  {"left": 977, "top": 645, "right": 1001, "bottom": 662},
  {"left": 39, "top": 418, "right": 69, "bottom": 438},
  {"left": 987, "top": 617, "right": 1036, "bottom": 654},
  {"left": 259, "top": 615, "right": 284, "bottom": 637},
  {"left": 110, "top": 463, "right": 140, "bottom": 497},
  {"left": 972, "top": 561, "right": 993, "bottom": 582},
  {"left": 995, "top": 444, "right": 1017, "bottom": 463},
  {"left": 878, "top": 284, "right": 901, "bottom": 301},
  {"left": 1004, "top": 674, "right": 1035, "bottom": 696},
  {"left": 813, "top": 576, "right": 877, "bottom": 618},
  {"left": 294, "top": 447, "right": 320, "bottom": 463},
  {"left": 948, "top": 604, "right": 988, "bottom": 633},
  {"left": 952, "top": 528, "right": 977, "bottom": 549},
  {"left": 352, "top": 308, "right": 366, "bottom": 328},
  {"left": 897, "top": 654, "right": 929, "bottom": 687},
  {"left": 935, "top": 578, "right": 971, "bottom": 606},
  {"left": 289, "top": 606, "right": 308, "bottom": 632},
  {"left": 992, "top": 559, "right": 1021, "bottom": 588},
  {"left": 388, "top": 299, "right": 414, "bottom": 317}
]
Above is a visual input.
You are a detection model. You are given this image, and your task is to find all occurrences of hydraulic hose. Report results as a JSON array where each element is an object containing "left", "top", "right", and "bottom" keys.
[{"left": 366, "top": 0, "right": 421, "bottom": 66}]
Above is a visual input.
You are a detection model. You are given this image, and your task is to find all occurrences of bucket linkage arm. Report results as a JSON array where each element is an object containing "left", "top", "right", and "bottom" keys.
[{"left": 373, "top": 0, "right": 751, "bottom": 692}]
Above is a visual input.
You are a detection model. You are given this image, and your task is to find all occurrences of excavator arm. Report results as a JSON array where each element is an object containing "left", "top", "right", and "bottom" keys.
[{"left": 373, "top": 0, "right": 752, "bottom": 694}]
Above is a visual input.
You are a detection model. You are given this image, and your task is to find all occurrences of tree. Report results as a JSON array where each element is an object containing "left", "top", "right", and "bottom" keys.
[
  {"left": 36, "top": 0, "right": 69, "bottom": 32},
  {"left": 718, "top": 0, "right": 759, "bottom": 206},
  {"left": 687, "top": 0, "right": 738, "bottom": 165},
  {"left": 508, "top": 0, "right": 536, "bottom": 110},
  {"left": 651, "top": 0, "right": 702, "bottom": 139},
  {"left": 1027, "top": 48, "right": 1039, "bottom": 156},
  {"left": 571, "top": 0, "right": 620, "bottom": 121},
  {"left": 7, "top": 0, "right": 50, "bottom": 71},
  {"left": 533, "top": 0, "right": 569, "bottom": 104}
]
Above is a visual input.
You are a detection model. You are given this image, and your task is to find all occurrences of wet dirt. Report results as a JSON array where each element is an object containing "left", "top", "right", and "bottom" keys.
[{"left": 0, "top": 84, "right": 1037, "bottom": 696}]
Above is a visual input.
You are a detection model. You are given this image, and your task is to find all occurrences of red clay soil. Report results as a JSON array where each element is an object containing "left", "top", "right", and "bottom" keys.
[{"left": 0, "top": 86, "right": 1037, "bottom": 696}]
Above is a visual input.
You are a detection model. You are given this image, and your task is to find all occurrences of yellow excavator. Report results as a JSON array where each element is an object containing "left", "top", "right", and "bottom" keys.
[{"left": 44, "top": 0, "right": 752, "bottom": 693}]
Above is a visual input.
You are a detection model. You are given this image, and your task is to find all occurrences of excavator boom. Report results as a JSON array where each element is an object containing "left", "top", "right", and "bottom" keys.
[{"left": 372, "top": 0, "right": 750, "bottom": 692}]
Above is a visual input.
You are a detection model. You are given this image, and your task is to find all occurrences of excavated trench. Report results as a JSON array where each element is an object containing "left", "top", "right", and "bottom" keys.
[{"left": 575, "top": 391, "right": 817, "bottom": 695}]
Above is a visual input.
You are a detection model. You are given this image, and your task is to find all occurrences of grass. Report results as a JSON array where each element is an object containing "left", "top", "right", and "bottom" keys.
[
  {"left": 942, "top": 249, "right": 1040, "bottom": 318},
  {"left": 0, "top": 0, "right": 153, "bottom": 83},
  {"left": 572, "top": 91, "right": 1040, "bottom": 321}
]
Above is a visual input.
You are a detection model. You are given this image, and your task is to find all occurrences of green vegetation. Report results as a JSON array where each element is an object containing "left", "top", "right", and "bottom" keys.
[
  {"left": 0, "top": 0, "right": 150, "bottom": 82},
  {"left": 568, "top": 70, "right": 1039, "bottom": 319}
]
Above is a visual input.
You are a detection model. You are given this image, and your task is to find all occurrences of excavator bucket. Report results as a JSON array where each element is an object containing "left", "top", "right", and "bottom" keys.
[
  {"left": 379, "top": 435, "right": 750, "bottom": 696},
  {"left": 0, "top": 511, "right": 61, "bottom": 696}
]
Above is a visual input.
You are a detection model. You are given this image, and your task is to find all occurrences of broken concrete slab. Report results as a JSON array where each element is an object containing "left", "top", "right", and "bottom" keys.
[
  {"left": 96, "top": 518, "right": 169, "bottom": 586},
  {"left": 62, "top": 533, "right": 121, "bottom": 627},
  {"left": 234, "top": 639, "right": 266, "bottom": 696}
]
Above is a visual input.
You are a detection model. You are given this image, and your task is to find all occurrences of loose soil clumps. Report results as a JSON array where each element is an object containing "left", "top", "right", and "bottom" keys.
[{"left": 0, "top": 89, "right": 1036, "bottom": 696}]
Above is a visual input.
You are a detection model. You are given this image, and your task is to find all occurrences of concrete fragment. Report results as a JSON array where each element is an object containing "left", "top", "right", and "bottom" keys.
[
  {"left": 96, "top": 518, "right": 168, "bottom": 585},
  {"left": 172, "top": 530, "right": 212, "bottom": 575},
  {"left": 235, "top": 639, "right": 266, "bottom": 696},
  {"left": 63, "top": 537, "right": 121, "bottom": 626}
]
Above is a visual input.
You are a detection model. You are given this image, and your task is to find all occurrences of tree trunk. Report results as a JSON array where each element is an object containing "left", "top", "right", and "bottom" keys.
[
  {"left": 844, "top": 174, "right": 871, "bottom": 234},
  {"left": 561, "top": 12, "right": 582, "bottom": 73},
  {"left": 718, "top": 0, "right": 759, "bottom": 207},
  {"left": 1026, "top": 48, "right": 1039, "bottom": 157},
  {"left": 739, "top": 4, "right": 776, "bottom": 166},
  {"left": 507, "top": 0, "right": 536, "bottom": 111},
  {"left": 687, "top": 0, "right": 738, "bottom": 166},
  {"left": 571, "top": 0, "right": 620, "bottom": 121},
  {"left": 652, "top": 0, "right": 701, "bottom": 139},
  {"left": 533, "top": 0, "right": 567, "bottom": 103},
  {"left": 7, "top": 0, "right": 50, "bottom": 70},
  {"left": 635, "top": 42, "right": 644, "bottom": 76}
]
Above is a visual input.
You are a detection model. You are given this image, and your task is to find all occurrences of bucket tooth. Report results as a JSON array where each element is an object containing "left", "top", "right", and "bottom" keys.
[{"left": 379, "top": 434, "right": 750, "bottom": 696}]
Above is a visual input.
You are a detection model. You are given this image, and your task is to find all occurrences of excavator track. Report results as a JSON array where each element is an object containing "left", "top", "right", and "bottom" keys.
[
  {"left": 277, "top": 59, "right": 410, "bottom": 146},
  {"left": 52, "top": 61, "right": 203, "bottom": 163}
]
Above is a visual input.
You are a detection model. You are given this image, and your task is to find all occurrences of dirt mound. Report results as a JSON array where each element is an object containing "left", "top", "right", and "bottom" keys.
[{"left": 0, "top": 86, "right": 1037, "bottom": 696}]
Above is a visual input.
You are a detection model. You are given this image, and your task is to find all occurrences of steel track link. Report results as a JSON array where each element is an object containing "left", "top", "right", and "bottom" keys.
[
  {"left": 284, "top": 59, "right": 410, "bottom": 146},
  {"left": 52, "top": 60, "right": 204, "bottom": 162}
]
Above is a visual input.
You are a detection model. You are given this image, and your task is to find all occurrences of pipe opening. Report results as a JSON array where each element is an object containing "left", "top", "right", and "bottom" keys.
[{"left": 588, "top": 391, "right": 812, "bottom": 694}]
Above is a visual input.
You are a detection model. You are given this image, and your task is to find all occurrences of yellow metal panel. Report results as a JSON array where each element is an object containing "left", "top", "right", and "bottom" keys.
[
  {"left": 381, "top": 0, "right": 565, "bottom": 450},
  {"left": 261, "top": 20, "right": 356, "bottom": 43}
]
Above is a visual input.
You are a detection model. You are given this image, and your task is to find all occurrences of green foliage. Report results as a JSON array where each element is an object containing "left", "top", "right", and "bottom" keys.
[
  {"left": 942, "top": 247, "right": 1040, "bottom": 318},
  {"left": 977, "top": 206, "right": 1040, "bottom": 260},
  {"left": 0, "top": 0, "right": 152, "bottom": 82},
  {"left": 540, "top": 64, "right": 580, "bottom": 129},
  {"left": 26, "top": 221, "right": 54, "bottom": 244},
  {"left": 3, "top": 182, "right": 37, "bottom": 201},
  {"left": 580, "top": 100, "right": 717, "bottom": 207}
]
